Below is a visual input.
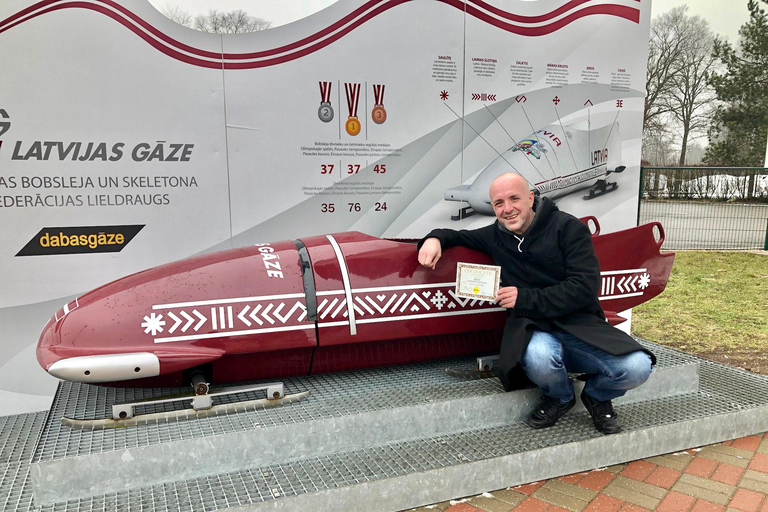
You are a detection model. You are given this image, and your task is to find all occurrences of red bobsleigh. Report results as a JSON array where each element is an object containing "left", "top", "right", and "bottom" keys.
[{"left": 37, "top": 221, "right": 674, "bottom": 388}]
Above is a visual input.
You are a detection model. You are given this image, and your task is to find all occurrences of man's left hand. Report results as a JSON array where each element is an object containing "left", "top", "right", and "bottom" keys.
[{"left": 495, "top": 286, "right": 518, "bottom": 309}]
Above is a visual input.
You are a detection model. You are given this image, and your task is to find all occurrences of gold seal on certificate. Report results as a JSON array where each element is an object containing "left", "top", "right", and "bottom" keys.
[{"left": 455, "top": 262, "right": 501, "bottom": 301}]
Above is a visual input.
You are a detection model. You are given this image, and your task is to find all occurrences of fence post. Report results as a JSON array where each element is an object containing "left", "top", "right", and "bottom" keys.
[{"left": 765, "top": 218, "right": 768, "bottom": 251}]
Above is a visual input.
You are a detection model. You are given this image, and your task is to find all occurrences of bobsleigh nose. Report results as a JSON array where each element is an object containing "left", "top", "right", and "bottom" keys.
[
  {"left": 36, "top": 298, "right": 162, "bottom": 383},
  {"left": 46, "top": 352, "right": 161, "bottom": 383}
]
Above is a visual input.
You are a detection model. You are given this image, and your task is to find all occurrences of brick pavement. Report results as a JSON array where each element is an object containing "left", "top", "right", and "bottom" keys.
[{"left": 402, "top": 433, "right": 768, "bottom": 512}]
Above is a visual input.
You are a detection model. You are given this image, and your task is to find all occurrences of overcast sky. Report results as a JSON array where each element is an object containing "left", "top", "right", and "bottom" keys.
[{"left": 147, "top": 0, "right": 754, "bottom": 43}]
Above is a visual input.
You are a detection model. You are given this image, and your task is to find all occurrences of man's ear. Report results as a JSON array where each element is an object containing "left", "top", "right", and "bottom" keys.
[{"left": 528, "top": 190, "right": 535, "bottom": 206}]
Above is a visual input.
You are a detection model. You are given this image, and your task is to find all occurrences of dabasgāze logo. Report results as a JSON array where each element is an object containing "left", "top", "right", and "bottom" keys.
[
  {"left": 0, "top": 108, "right": 10, "bottom": 151},
  {"left": 16, "top": 225, "right": 144, "bottom": 256}
]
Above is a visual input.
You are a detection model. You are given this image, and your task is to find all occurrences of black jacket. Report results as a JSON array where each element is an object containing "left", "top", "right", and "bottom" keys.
[{"left": 420, "top": 197, "right": 655, "bottom": 391}]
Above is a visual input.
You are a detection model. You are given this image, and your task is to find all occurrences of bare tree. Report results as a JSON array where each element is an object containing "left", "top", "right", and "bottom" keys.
[
  {"left": 160, "top": 4, "right": 192, "bottom": 28},
  {"left": 663, "top": 15, "right": 717, "bottom": 166},
  {"left": 643, "top": 6, "right": 718, "bottom": 166},
  {"left": 194, "top": 9, "right": 272, "bottom": 34},
  {"left": 160, "top": 5, "right": 272, "bottom": 33},
  {"left": 644, "top": 6, "right": 690, "bottom": 131}
]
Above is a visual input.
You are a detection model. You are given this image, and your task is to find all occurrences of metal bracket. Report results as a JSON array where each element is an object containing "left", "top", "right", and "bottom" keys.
[
  {"left": 476, "top": 355, "right": 499, "bottom": 372},
  {"left": 111, "top": 382, "right": 285, "bottom": 420}
]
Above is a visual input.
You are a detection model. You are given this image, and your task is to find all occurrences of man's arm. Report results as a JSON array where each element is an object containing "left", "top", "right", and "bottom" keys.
[
  {"left": 512, "top": 219, "right": 601, "bottom": 318},
  {"left": 416, "top": 226, "right": 494, "bottom": 269}
]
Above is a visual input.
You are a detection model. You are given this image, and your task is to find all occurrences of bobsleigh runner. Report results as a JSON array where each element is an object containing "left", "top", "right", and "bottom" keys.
[
  {"left": 445, "top": 119, "right": 625, "bottom": 220},
  {"left": 37, "top": 219, "right": 674, "bottom": 429}
]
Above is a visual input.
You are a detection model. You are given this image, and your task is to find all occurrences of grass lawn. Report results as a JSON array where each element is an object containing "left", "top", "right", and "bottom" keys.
[{"left": 631, "top": 251, "right": 768, "bottom": 375}]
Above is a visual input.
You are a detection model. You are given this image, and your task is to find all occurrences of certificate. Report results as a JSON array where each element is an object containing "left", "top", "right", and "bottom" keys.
[{"left": 455, "top": 262, "right": 501, "bottom": 301}]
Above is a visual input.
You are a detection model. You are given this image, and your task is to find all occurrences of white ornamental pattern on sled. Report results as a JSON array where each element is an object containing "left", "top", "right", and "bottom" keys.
[
  {"left": 318, "top": 283, "right": 504, "bottom": 324},
  {"left": 142, "top": 293, "right": 310, "bottom": 343},
  {"left": 140, "top": 269, "right": 652, "bottom": 342},
  {"left": 599, "top": 269, "right": 651, "bottom": 301}
]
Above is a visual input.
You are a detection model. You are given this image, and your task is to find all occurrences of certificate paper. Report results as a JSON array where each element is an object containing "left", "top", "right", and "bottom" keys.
[{"left": 455, "top": 262, "right": 501, "bottom": 301}]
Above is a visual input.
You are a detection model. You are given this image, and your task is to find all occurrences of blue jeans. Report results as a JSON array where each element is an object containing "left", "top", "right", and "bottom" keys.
[{"left": 519, "top": 330, "right": 653, "bottom": 403}]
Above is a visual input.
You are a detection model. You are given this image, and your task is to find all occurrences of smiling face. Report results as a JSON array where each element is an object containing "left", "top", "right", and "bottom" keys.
[{"left": 489, "top": 173, "right": 535, "bottom": 235}]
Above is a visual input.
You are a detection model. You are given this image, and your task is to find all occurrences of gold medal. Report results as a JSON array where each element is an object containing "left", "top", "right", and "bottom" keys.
[
  {"left": 344, "top": 83, "right": 362, "bottom": 136},
  {"left": 372, "top": 105, "right": 387, "bottom": 124},
  {"left": 345, "top": 116, "right": 361, "bottom": 136}
]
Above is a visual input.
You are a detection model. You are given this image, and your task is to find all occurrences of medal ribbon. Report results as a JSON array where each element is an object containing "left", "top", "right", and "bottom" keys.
[
  {"left": 345, "top": 83, "right": 361, "bottom": 117},
  {"left": 319, "top": 81, "right": 332, "bottom": 103},
  {"left": 373, "top": 84, "right": 385, "bottom": 106}
]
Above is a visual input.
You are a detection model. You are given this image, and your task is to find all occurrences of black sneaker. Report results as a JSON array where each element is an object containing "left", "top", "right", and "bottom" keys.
[
  {"left": 581, "top": 391, "right": 622, "bottom": 434},
  {"left": 524, "top": 395, "right": 576, "bottom": 429}
]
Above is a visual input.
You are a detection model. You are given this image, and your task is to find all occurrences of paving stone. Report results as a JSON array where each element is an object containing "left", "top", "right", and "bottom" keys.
[
  {"left": 583, "top": 494, "right": 623, "bottom": 512},
  {"left": 540, "top": 479, "right": 599, "bottom": 502},
  {"left": 691, "top": 499, "right": 726, "bottom": 512},
  {"left": 744, "top": 470, "right": 768, "bottom": 485},
  {"left": 758, "top": 440, "right": 768, "bottom": 455},
  {"left": 514, "top": 497, "right": 553, "bottom": 511},
  {"left": 698, "top": 446, "right": 752, "bottom": 468},
  {"left": 466, "top": 495, "right": 515, "bottom": 512},
  {"left": 605, "top": 464, "right": 627, "bottom": 475},
  {"left": 727, "top": 488, "right": 765, "bottom": 512},
  {"left": 645, "top": 452, "right": 695, "bottom": 472},
  {"left": 731, "top": 437, "right": 762, "bottom": 452},
  {"left": 620, "top": 461, "right": 656, "bottom": 482},
  {"left": 748, "top": 453, "right": 768, "bottom": 474},
  {"left": 738, "top": 474, "right": 768, "bottom": 494},
  {"left": 712, "top": 464, "right": 747, "bottom": 486},
  {"left": 405, "top": 504, "right": 452, "bottom": 512},
  {"left": 532, "top": 485, "right": 588, "bottom": 512},
  {"left": 617, "top": 504, "right": 650, "bottom": 511},
  {"left": 487, "top": 489, "right": 526, "bottom": 507},
  {"left": 656, "top": 491, "right": 696, "bottom": 512},
  {"left": 511, "top": 481, "right": 545, "bottom": 496},
  {"left": 443, "top": 504, "right": 483, "bottom": 512},
  {"left": 644, "top": 465, "right": 681, "bottom": 489},
  {"left": 578, "top": 471, "right": 616, "bottom": 492},
  {"left": 687, "top": 457, "right": 720, "bottom": 478},
  {"left": 672, "top": 473, "right": 737, "bottom": 506},
  {"left": 602, "top": 476, "right": 665, "bottom": 510}
]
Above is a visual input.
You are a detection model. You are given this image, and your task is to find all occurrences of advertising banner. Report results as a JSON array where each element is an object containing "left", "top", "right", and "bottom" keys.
[{"left": 0, "top": 0, "right": 650, "bottom": 416}]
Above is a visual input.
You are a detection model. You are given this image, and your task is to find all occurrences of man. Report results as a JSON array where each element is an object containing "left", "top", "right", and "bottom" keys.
[{"left": 418, "top": 173, "right": 653, "bottom": 434}]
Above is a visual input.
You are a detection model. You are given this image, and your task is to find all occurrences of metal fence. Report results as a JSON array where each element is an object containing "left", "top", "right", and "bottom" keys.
[{"left": 638, "top": 167, "right": 768, "bottom": 251}]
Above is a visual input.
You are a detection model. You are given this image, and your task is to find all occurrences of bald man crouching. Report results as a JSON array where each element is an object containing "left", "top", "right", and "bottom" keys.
[{"left": 418, "top": 173, "right": 653, "bottom": 434}]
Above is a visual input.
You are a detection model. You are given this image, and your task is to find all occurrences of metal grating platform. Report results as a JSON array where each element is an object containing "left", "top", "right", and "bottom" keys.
[
  {"left": 31, "top": 339, "right": 695, "bottom": 464},
  {"left": 0, "top": 340, "right": 765, "bottom": 512},
  {"left": 0, "top": 412, "right": 46, "bottom": 512}
]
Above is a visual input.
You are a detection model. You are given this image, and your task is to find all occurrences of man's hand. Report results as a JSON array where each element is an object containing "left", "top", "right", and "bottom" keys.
[
  {"left": 495, "top": 286, "right": 518, "bottom": 309},
  {"left": 418, "top": 238, "right": 442, "bottom": 269}
]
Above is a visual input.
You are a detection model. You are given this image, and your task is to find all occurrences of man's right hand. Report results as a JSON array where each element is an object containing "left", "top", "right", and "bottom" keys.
[{"left": 418, "top": 237, "right": 442, "bottom": 269}]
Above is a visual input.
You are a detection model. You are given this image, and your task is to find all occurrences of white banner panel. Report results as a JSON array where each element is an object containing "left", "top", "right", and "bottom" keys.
[{"left": 0, "top": 0, "right": 650, "bottom": 416}]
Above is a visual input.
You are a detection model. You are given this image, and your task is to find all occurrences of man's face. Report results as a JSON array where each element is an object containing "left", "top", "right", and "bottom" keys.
[{"left": 489, "top": 175, "right": 535, "bottom": 234}]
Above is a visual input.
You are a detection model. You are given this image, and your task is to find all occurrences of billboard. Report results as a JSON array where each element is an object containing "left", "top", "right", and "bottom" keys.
[{"left": 0, "top": 0, "right": 651, "bottom": 416}]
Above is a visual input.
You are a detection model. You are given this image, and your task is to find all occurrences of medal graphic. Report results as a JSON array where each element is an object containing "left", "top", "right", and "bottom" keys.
[
  {"left": 371, "top": 84, "right": 387, "bottom": 124},
  {"left": 318, "top": 81, "right": 334, "bottom": 123},
  {"left": 344, "top": 82, "right": 361, "bottom": 136}
]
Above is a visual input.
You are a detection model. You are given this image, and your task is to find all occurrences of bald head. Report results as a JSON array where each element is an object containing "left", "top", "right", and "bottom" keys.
[{"left": 489, "top": 172, "right": 535, "bottom": 234}]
